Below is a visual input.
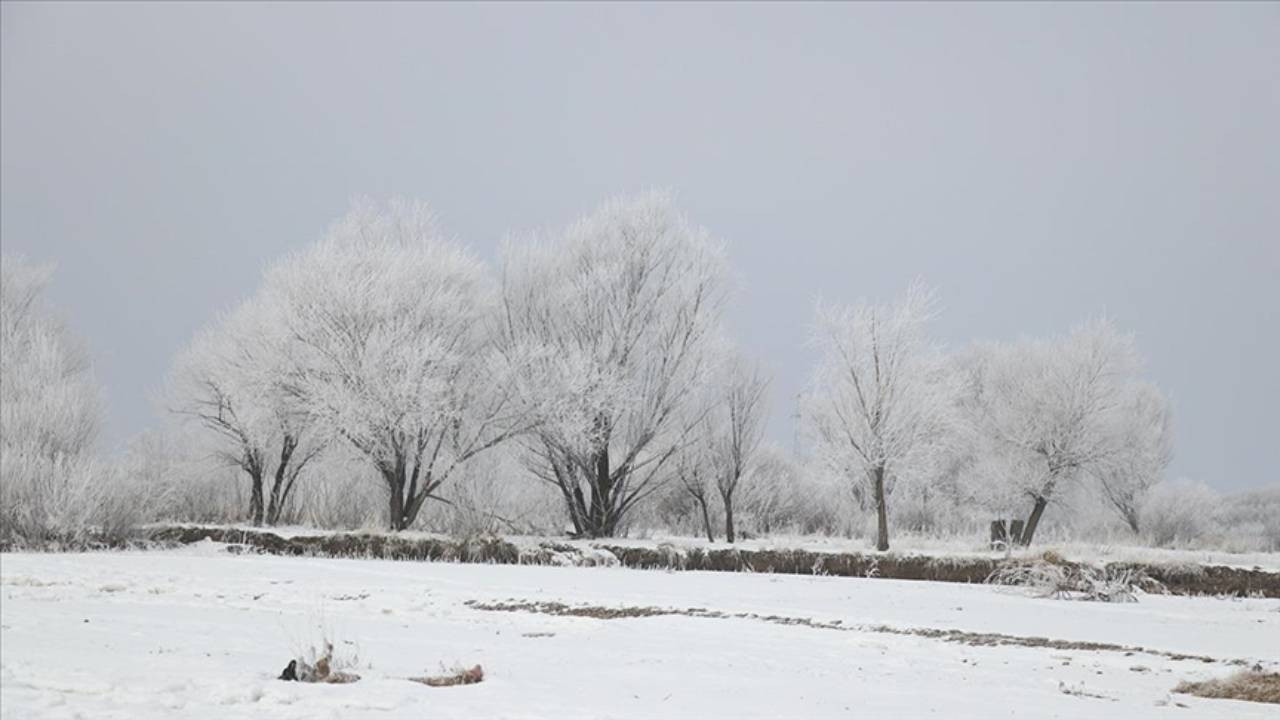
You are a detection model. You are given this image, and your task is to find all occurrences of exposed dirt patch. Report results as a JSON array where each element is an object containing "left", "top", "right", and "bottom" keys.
[
  {"left": 466, "top": 599, "right": 1259, "bottom": 667},
  {"left": 1175, "top": 670, "right": 1280, "bottom": 704},
  {"left": 141, "top": 525, "right": 1280, "bottom": 598}
]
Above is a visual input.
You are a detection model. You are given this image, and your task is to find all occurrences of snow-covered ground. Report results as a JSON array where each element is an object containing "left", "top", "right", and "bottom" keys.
[{"left": 2, "top": 543, "right": 1277, "bottom": 719}]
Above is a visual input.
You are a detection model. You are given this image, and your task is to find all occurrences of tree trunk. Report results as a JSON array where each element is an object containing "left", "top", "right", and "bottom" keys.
[
  {"left": 266, "top": 464, "right": 288, "bottom": 526},
  {"left": 590, "top": 446, "right": 612, "bottom": 535},
  {"left": 552, "top": 440, "right": 634, "bottom": 539},
  {"left": 383, "top": 450, "right": 439, "bottom": 532},
  {"left": 569, "top": 447, "right": 622, "bottom": 538},
  {"left": 1019, "top": 496, "right": 1049, "bottom": 547},
  {"left": 697, "top": 496, "right": 715, "bottom": 543},
  {"left": 872, "top": 464, "right": 889, "bottom": 551},
  {"left": 248, "top": 470, "right": 264, "bottom": 527},
  {"left": 265, "top": 436, "right": 298, "bottom": 526},
  {"left": 387, "top": 470, "right": 407, "bottom": 531},
  {"left": 723, "top": 494, "right": 736, "bottom": 544},
  {"left": 401, "top": 475, "right": 439, "bottom": 531},
  {"left": 566, "top": 480, "right": 618, "bottom": 538},
  {"left": 1124, "top": 508, "right": 1140, "bottom": 535},
  {"left": 568, "top": 485, "right": 587, "bottom": 536},
  {"left": 266, "top": 488, "right": 282, "bottom": 526}
]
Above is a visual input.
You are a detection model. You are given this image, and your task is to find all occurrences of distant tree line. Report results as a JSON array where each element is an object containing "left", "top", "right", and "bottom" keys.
[{"left": 1, "top": 193, "right": 1179, "bottom": 550}]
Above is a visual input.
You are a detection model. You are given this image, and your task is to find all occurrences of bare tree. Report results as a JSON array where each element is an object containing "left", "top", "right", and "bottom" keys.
[
  {"left": 267, "top": 199, "right": 529, "bottom": 531},
  {"left": 168, "top": 296, "right": 323, "bottom": 526},
  {"left": 710, "top": 361, "right": 768, "bottom": 543},
  {"left": 965, "top": 319, "right": 1167, "bottom": 546},
  {"left": 500, "top": 192, "right": 727, "bottom": 537},
  {"left": 803, "top": 281, "right": 953, "bottom": 551}
]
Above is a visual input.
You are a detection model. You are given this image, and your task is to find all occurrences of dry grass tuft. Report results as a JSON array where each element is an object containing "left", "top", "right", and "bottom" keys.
[
  {"left": 283, "top": 640, "right": 361, "bottom": 684},
  {"left": 1040, "top": 550, "right": 1067, "bottom": 565},
  {"left": 1174, "top": 670, "right": 1280, "bottom": 704},
  {"left": 411, "top": 664, "right": 485, "bottom": 687}
]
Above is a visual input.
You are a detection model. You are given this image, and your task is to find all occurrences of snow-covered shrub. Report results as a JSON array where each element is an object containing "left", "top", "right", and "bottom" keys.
[
  {"left": 987, "top": 559, "right": 1075, "bottom": 598},
  {"left": 417, "top": 451, "right": 563, "bottom": 537},
  {"left": 1141, "top": 479, "right": 1219, "bottom": 548},
  {"left": 295, "top": 468, "right": 382, "bottom": 531},
  {"left": 1213, "top": 485, "right": 1280, "bottom": 552},
  {"left": 987, "top": 555, "right": 1145, "bottom": 602}
]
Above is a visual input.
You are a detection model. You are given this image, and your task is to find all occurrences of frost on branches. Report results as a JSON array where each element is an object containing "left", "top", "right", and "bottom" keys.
[
  {"left": 0, "top": 256, "right": 105, "bottom": 543},
  {"left": 673, "top": 358, "right": 769, "bottom": 544},
  {"left": 499, "top": 192, "right": 728, "bottom": 538},
  {"left": 963, "top": 319, "right": 1173, "bottom": 546},
  {"left": 168, "top": 295, "right": 324, "bottom": 526},
  {"left": 263, "top": 199, "right": 531, "bottom": 531},
  {"left": 803, "top": 281, "right": 955, "bottom": 552}
]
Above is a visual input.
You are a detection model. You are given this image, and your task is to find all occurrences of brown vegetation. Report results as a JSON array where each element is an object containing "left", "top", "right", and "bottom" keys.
[
  {"left": 144, "top": 525, "right": 1280, "bottom": 598},
  {"left": 1174, "top": 670, "right": 1280, "bottom": 704},
  {"left": 411, "top": 665, "right": 484, "bottom": 687}
]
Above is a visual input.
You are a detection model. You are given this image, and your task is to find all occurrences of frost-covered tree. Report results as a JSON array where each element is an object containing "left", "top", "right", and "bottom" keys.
[
  {"left": 675, "top": 433, "right": 718, "bottom": 542},
  {"left": 266, "top": 199, "right": 527, "bottom": 531},
  {"left": 0, "top": 256, "right": 104, "bottom": 542},
  {"left": 803, "top": 282, "right": 953, "bottom": 551},
  {"left": 1095, "top": 383, "right": 1173, "bottom": 533},
  {"left": 169, "top": 295, "right": 324, "bottom": 526},
  {"left": 500, "top": 192, "right": 727, "bottom": 537},
  {"left": 710, "top": 360, "right": 768, "bottom": 543},
  {"left": 965, "top": 319, "right": 1169, "bottom": 546},
  {"left": 0, "top": 258, "right": 98, "bottom": 461},
  {"left": 738, "top": 443, "right": 804, "bottom": 535},
  {"left": 1141, "top": 478, "right": 1218, "bottom": 548}
]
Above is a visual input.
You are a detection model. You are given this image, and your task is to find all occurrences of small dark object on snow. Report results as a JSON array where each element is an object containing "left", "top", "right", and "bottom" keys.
[
  {"left": 413, "top": 664, "right": 484, "bottom": 687},
  {"left": 279, "top": 659, "right": 298, "bottom": 681}
]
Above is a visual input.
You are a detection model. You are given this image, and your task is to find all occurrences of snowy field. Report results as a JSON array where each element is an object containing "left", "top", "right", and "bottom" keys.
[{"left": 2, "top": 543, "right": 1278, "bottom": 719}]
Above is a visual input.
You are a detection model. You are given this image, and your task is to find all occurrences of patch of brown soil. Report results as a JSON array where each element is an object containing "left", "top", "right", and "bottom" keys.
[{"left": 466, "top": 599, "right": 1255, "bottom": 667}]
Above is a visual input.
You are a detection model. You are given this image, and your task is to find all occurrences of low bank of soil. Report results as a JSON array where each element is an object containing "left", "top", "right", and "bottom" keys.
[{"left": 140, "top": 525, "right": 1280, "bottom": 598}]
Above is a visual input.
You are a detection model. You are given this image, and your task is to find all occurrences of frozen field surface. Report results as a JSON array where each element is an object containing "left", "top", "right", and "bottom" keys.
[{"left": 2, "top": 543, "right": 1277, "bottom": 719}]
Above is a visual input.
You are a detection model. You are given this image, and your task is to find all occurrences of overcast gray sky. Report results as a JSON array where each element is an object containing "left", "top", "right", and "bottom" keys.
[{"left": 2, "top": 2, "right": 1277, "bottom": 491}]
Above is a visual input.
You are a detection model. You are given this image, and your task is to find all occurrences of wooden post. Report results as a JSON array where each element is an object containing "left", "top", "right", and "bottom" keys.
[
  {"left": 989, "top": 520, "right": 1008, "bottom": 549},
  {"left": 1009, "top": 519, "right": 1025, "bottom": 547}
]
